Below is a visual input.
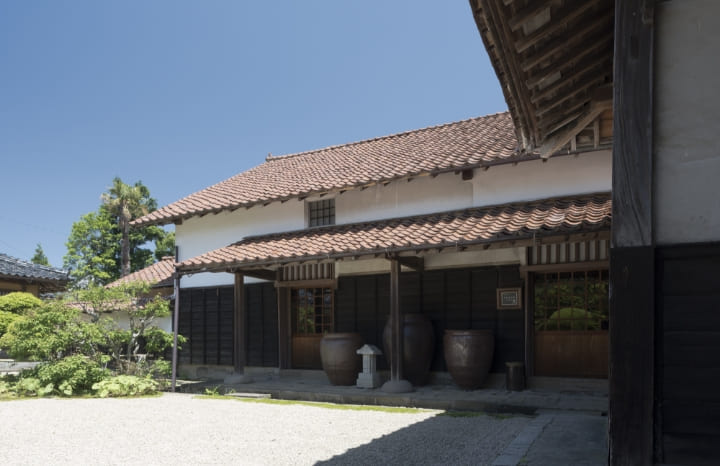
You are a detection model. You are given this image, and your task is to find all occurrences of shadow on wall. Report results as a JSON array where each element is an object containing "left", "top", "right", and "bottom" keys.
[{"left": 315, "top": 411, "right": 530, "bottom": 466}]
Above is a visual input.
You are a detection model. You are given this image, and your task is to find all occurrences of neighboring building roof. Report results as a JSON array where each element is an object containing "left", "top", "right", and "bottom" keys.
[
  {"left": 133, "top": 112, "right": 532, "bottom": 227},
  {"left": 107, "top": 256, "right": 176, "bottom": 288},
  {"left": 0, "top": 253, "right": 70, "bottom": 291},
  {"left": 178, "top": 193, "right": 611, "bottom": 273}
]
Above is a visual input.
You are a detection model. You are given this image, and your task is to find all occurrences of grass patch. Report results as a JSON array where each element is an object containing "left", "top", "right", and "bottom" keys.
[{"left": 195, "top": 395, "right": 434, "bottom": 414}]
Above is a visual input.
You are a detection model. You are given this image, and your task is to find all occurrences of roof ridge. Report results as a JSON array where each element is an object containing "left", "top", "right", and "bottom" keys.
[
  {"left": 0, "top": 252, "right": 67, "bottom": 274},
  {"left": 264, "top": 111, "right": 511, "bottom": 162}
]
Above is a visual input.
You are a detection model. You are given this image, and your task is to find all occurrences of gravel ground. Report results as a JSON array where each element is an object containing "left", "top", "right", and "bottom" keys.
[{"left": 0, "top": 393, "right": 529, "bottom": 465}]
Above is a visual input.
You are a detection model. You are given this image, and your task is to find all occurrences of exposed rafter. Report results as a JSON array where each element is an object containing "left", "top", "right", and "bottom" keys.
[{"left": 470, "top": 0, "right": 614, "bottom": 155}]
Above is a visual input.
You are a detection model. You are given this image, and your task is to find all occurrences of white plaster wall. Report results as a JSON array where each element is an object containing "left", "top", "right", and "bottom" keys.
[
  {"left": 472, "top": 151, "right": 611, "bottom": 206},
  {"left": 335, "top": 248, "right": 524, "bottom": 276},
  {"left": 177, "top": 200, "right": 304, "bottom": 287},
  {"left": 337, "top": 171, "right": 474, "bottom": 223},
  {"left": 424, "top": 248, "right": 525, "bottom": 269},
  {"left": 654, "top": 0, "right": 720, "bottom": 245},
  {"left": 111, "top": 311, "right": 172, "bottom": 333}
]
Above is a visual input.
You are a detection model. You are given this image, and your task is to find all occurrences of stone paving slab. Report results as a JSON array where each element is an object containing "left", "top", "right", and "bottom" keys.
[{"left": 179, "top": 374, "right": 608, "bottom": 416}]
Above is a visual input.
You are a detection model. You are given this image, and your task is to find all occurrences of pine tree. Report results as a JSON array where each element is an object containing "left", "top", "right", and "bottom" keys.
[{"left": 31, "top": 243, "right": 50, "bottom": 266}]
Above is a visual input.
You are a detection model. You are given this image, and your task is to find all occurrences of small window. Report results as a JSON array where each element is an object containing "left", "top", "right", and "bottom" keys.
[
  {"left": 307, "top": 199, "right": 335, "bottom": 227},
  {"left": 292, "top": 287, "right": 334, "bottom": 335}
]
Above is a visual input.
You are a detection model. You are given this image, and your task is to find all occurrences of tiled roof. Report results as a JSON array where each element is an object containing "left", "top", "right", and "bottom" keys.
[
  {"left": 178, "top": 193, "right": 611, "bottom": 273},
  {"left": 107, "top": 256, "right": 176, "bottom": 288},
  {"left": 0, "top": 253, "right": 69, "bottom": 283},
  {"left": 133, "top": 112, "right": 526, "bottom": 227}
]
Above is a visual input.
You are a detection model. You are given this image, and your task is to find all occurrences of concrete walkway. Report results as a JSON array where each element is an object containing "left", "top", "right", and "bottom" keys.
[
  {"left": 492, "top": 411, "right": 607, "bottom": 465},
  {"left": 182, "top": 372, "right": 607, "bottom": 415}
]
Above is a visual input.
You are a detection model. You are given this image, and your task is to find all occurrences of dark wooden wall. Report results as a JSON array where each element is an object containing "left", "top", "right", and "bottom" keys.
[
  {"left": 335, "top": 265, "right": 524, "bottom": 373},
  {"left": 246, "top": 282, "right": 278, "bottom": 367},
  {"left": 178, "top": 283, "right": 278, "bottom": 368},
  {"left": 657, "top": 244, "right": 720, "bottom": 465},
  {"left": 178, "top": 286, "right": 234, "bottom": 366}
]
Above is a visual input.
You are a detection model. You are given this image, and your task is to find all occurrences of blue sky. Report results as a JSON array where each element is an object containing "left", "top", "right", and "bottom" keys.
[{"left": 0, "top": 1, "right": 506, "bottom": 268}]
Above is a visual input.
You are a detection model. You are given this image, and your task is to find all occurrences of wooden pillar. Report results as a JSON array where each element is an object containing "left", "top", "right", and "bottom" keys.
[
  {"left": 381, "top": 256, "right": 412, "bottom": 393},
  {"left": 390, "top": 258, "right": 403, "bottom": 381},
  {"left": 277, "top": 286, "right": 290, "bottom": 369},
  {"left": 225, "top": 272, "right": 253, "bottom": 384},
  {"left": 233, "top": 272, "right": 246, "bottom": 373},
  {"left": 171, "top": 273, "right": 181, "bottom": 392},
  {"left": 610, "top": 1, "right": 655, "bottom": 464}
]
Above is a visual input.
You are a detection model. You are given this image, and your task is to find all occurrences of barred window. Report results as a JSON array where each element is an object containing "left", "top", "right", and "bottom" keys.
[
  {"left": 534, "top": 270, "right": 609, "bottom": 331},
  {"left": 292, "top": 288, "right": 334, "bottom": 335},
  {"left": 308, "top": 199, "right": 335, "bottom": 227}
]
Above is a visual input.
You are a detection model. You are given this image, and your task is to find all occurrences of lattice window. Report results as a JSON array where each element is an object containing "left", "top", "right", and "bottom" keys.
[
  {"left": 292, "top": 287, "right": 333, "bottom": 335},
  {"left": 307, "top": 199, "right": 335, "bottom": 227},
  {"left": 534, "top": 270, "right": 609, "bottom": 331}
]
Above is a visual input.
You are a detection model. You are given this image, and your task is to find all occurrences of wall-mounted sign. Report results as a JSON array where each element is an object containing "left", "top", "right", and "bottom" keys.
[{"left": 497, "top": 288, "right": 522, "bottom": 309}]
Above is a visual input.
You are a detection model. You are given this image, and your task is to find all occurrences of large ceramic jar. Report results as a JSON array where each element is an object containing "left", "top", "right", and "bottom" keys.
[
  {"left": 320, "top": 333, "right": 364, "bottom": 386},
  {"left": 383, "top": 313, "right": 435, "bottom": 386},
  {"left": 443, "top": 329, "right": 494, "bottom": 390}
]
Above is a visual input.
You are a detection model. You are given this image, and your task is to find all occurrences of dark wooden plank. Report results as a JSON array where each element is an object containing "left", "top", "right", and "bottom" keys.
[
  {"left": 445, "top": 269, "right": 471, "bottom": 328},
  {"left": 663, "top": 295, "right": 720, "bottom": 332},
  {"left": 335, "top": 277, "right": 357, "bottom": 333},
  {"left": 663, "top": 366, "right": 720, "bottom": 403},
  {"left": 609, "top": 246, "right": 655, "bottom": 466},
  {"left": 611, "top": 0, "right": 654, "bottom": 248},
  {"left": 246, "top": 284, "right": 264, "bottom": 367},
  {"left": 663, "top": 433, "right": 720, "bottom": 466},
  {"left": 663, "top": 331, "right": 720, "bottom": 367},
  {"left": 661, "top": 254, "right": 720, "bottom": 296},
  {"left": 399, "top": 271, "right": 421, "bottom": 314},
  {"left": 263, "top": 283, "right": 279, "bottom": 368},
  {"left": 663, "top": 400, "right": 720, "bottom": 436}
]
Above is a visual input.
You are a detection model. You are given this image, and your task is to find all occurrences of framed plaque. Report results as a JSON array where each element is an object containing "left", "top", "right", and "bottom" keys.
[{"left": 497, "top": 288, "right": 522, "bottom": 309}]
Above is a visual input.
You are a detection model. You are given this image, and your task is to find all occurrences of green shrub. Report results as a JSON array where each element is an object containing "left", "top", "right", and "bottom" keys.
[
  {"left": 92, "top": 375, "right": 159, "bottom": 397},
  {"left": 34, "top": 355, "right": 109, "bottom": 396},
  {"left": 0, "top": 380, "right": 11, "bottom": 396},
  {"left": 0, "top": 302, "right": 103, "bottom": 361},
  {"left": 547, "top": 307, "right": 601, "bottom": 331},
  {"left": 0, "top": 292, "right": 42, "bottom": 315},
  {"left": 13, "top": 377, "right": 53, "bottom": 397},
  {"left": 0, "top": 310, "right": 20, "bottom": 338}
]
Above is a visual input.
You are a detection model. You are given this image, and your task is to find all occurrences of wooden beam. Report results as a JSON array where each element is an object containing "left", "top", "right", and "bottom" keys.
[
  {"left": 525, "top": 31, "right": 613, "bottom": 89},
  {"left": 520, "top": 7, "right": 613, "bottom": 72},
  {"left": 481, "top": 0, "right": 539, "bottom": 146},
  {"left": 508, "top": 1, "right": 561, "bottom": 32},
  {"left": 241, "top": 269, "right": 277, "bottom": 281},
  {"left": 609, "top": 0, "right": 655, "bottom": 464},
  {"left": 396, "top": 256, "right": 424, "bottom": 272},
  {"left": 275, "top": 278, "right": 337, "bottom": 289},
  {"left": 538, "top": 98, "right": 612, "bottom": 158},
  {"left": 515, "top": 0, "right": 604, "bottom": 53},
  {"left": 530, "top": 55, "right": 612, "bottom": 104},
  {"left": 536, "top": 73, "right": 608, "bottom": 118}
]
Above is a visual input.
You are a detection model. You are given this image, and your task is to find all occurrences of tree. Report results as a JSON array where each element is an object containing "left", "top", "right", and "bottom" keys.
[
  {"left": 31, "top": 243, "right": 50, "bottom": 266},
  {"left": 63, "top": 179, "right": 173, "bottom": 286},
  {"left": 101, "top": 178, "right": 154, "bottom": 278}
]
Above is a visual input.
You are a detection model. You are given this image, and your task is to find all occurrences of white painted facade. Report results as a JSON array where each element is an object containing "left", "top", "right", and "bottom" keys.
[
  {"left": 112, "top": 311, "right": 172, "bottom": 334},
  {"left": 177, "top": 149, "right": 611, "bottom": 288},
  {"left": 654, "top": 0, "right": 720, "bottom": 245}
]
